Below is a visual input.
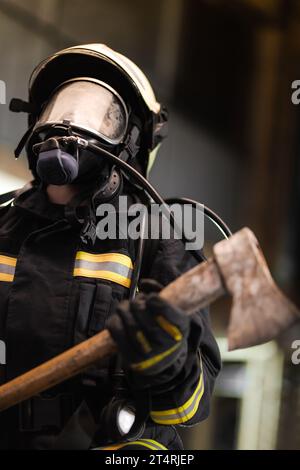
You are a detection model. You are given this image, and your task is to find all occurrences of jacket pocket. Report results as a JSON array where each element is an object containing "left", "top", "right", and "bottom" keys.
[
  {"left": 74, "top": 282, "right": 97, "bottom": 345},
  {"left": 74, "top": 280, "right": 124, "bottom": 345},
  {"left": 87, "top": 282, "right": 113, "bottom": 336}
]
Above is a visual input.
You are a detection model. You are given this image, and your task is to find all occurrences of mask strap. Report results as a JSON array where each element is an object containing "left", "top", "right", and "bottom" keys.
[
  {"left": 14, "top": 124, "right": 35, "bottom": 158},
  {"left": 118, "top": 122, "right": 141, "bottom": 163}
]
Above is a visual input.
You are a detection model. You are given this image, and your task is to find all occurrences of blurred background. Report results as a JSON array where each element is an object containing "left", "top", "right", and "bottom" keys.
[{"left": 0, "top": 0, "right": 300, "bottom": 450}]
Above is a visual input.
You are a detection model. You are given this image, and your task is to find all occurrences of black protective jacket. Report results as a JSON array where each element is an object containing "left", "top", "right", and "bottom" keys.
[{"left": 0, "top": 186, "right": 221, "bottom": 450}]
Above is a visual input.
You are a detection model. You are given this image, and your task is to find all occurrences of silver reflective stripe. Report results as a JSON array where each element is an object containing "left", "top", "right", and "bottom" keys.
[
  {"left": 74, "top": 259, "right": 132, "bottom": 279},
  {"left": 0, "top": 264, "right": 15, "bottom": 276},
  {"left": 73, "top": 252, "right": 133, "bottom": 288}
]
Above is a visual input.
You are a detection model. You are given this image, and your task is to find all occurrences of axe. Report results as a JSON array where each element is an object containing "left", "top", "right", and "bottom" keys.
[{"left": 0, "top": 227, "right": 299, "bottom": 412}]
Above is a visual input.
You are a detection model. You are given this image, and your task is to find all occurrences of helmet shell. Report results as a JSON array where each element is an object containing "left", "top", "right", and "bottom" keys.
[
  {"left": 29, "top": 44, "right": 160, "bottom": 123},
  {"left": 27, "top": 44, "right": 167, "bottom": 175}
]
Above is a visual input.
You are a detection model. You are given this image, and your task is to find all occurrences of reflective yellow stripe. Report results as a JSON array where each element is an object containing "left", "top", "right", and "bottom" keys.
[
  {"left": 131, "top": 342, "right": 181, "bottom": 372},
  {"left": 0, "top": 254, "right": 17, "bottom": 282},
  {"left": 74, "top": 251, "right": 133, "bottom": 288},
  {"left": 0, "top": 273, "right": 14, "bottom": 283},
  {"left": 96, "top": 439, "right": 167, "bottom": 451},
  {"left": 0, "top": 255, "right": 17, "bottom": 267},
  {"left": 150, "top": 372, "right": 204, "bottom": 425},
  {"left": 73, "top": 268, "right": 131, "bottom": 288},
  {"left": 76, "top": 251, "right": 133, "bottom": 269},
  {"left": 155, "top": 315, "right": 182, "bottom": 341},
  {"left": 136, "top": 330, "right": 152, "bottom": 354}
]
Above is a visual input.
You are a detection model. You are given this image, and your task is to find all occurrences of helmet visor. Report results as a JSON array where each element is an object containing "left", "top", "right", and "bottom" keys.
[{"left": 35, "top": 79, "right": 128, "bottom": 144}]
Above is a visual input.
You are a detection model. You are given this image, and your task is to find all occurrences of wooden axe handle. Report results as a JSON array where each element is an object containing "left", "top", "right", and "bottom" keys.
[
  {"left": 0, "top": 259, "right": 225, "bottom": 412},
  {"left": 2, "top": 227, "right": 299, "bottom": 412}
]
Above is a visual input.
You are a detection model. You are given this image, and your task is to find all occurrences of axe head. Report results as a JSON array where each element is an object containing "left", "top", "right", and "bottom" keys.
[{"left": 213, "top": 228, "right": 300, "bottom": 350}]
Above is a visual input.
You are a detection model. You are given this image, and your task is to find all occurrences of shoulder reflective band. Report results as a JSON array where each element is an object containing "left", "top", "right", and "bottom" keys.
[
  {"left": 150, "top": 372, "right": 204, "bottom": 425},
  {"left": 0, "top": 255, "right": 17, "bottom": 283},
  {"left": 73, "top": 251, "right": 133, "bottom": 288},
  {"left": 94, "top": 439, "right": 168, "bottom": 451}
]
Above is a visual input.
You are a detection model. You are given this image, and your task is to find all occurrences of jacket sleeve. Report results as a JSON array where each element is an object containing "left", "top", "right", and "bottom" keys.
[{"left": 143, "top": 237, "right": 222, "bottom": 426}]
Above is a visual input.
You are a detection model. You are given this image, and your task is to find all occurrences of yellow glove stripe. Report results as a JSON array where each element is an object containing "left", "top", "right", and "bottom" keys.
[
  {"left": 136, "top": 331, "right": 152, "bottom": 354},
  {"left": 155, "top": 315, "right": 183, "bottom": 341},
  {"left": 130, "top": 342, "right": 181, "bottom": 372}
]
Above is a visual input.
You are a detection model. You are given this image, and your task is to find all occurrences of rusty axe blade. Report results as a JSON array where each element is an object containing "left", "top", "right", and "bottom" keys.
[
  {"left": 161, "top": 227, "right": 300, "bottom": 350},
  {"left": 213, "top": 227, "right": 300, "bottom": 350}
]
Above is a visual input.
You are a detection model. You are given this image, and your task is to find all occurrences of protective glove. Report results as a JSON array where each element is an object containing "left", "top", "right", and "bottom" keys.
[{"left": 106, "top": 285, "right": 190, "bottom": 388}]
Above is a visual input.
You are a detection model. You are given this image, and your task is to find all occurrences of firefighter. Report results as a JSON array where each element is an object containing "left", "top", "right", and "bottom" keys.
[{"left": 0, "top": 44, "right": 221, "bottom": 450}]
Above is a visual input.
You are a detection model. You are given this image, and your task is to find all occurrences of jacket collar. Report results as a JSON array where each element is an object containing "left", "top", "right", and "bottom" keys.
[{"left": 14, "top": 185, "right": 66, "bottom": 221}]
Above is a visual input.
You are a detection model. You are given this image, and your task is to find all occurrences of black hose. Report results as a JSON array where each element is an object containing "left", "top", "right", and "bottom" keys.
[
  {"left": 165, "top": 197, "right": 232, "bottom": 240},
  {"left": 85, "top": 141, "right": 205, "bottom": 263}
]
